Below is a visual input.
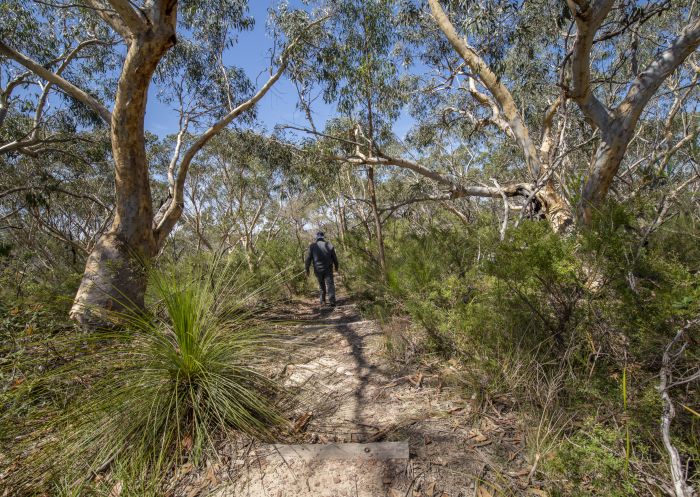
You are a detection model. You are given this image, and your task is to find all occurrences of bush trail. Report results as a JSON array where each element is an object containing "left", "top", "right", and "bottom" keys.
[{"left": 214, "top": 292, "right": 535, "bottom": 497}]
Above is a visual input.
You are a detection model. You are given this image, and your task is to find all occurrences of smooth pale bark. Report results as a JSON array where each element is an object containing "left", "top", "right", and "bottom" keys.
[
  {"left": 70, "top": 1, "right": 177, "bottom": 322},
  {"left": 344, "top": 151, "right": 535, "bottom": 199},
  {"left": 427, "top": 0, "right": 572, "bottom": 232},
  {"left": 2, "top": 10, "right": 316, "bottom": 321},
  {"left": 427, "top": 0, "right": 539, "bottom": 177},
  {"left": 1, "top": 4, "right": 300, "bottom": 322},
  {"left": 152, "top": 52, "right": 291, "bottom": 246},
  {"left": 0, "top": 71, "right": 31, "bottom": 130},
  {"left": 0, "top": 40, "right": 113, "bottom": 124},
  {"left": 567, "top": 0, "right": 700, "bottom": 223},
  {"left": 0, "top": 42, "right": 106, "bottom": 157}
]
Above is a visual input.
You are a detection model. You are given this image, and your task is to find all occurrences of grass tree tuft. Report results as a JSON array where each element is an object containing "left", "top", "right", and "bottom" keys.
[{"left": 1, "top": 262, "right": 288, "bottom": 495}]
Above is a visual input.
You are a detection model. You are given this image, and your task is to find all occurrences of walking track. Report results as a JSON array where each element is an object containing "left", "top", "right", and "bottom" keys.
[{"left": 194, "top": 293, "right": 531, "bottom": 496}]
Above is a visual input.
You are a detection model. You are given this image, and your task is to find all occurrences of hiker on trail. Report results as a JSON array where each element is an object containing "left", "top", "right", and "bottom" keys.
[{"left": 305, "top": 231, "right": 339, "bottom": 306}]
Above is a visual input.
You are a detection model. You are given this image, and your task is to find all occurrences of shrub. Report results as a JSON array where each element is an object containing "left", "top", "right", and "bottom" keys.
[
  {"left": 344, "top": 205, "right": 700, "bottom": 492},
  {"left": 544, "top": 423, "right": 639, "bottom": 497},
  {"left": 1, "top": 262, "right": 287, "bottom": 495}
]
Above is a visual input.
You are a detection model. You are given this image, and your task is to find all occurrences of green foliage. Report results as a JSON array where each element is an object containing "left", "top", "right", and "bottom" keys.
[
  {"left": 0, "top": 262, "right": 287, "bottom": 495},
  {"left": 345, "top": 201, "right": 700, "bottom": 492},
  {"left": 544, "top": 423, "right": 639, "bottom": 497},
  {"left": 228, "top": 232, "right": 311, "bottom": 297}
]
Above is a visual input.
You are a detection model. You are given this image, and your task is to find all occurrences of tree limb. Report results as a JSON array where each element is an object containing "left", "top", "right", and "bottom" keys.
[
  {"left": 565, "top": 0, "right": 614, "bottom": 130},
  {"left": 618, "top": 17, "right": 700, "bottom": 126},
  {"left": 153, "top": 31, "right": 311, "bottom": 244},
  {"left": 0, "top": 40, "right": 112, "bottom": 124},
  {"left": 83, "top": 0, "right": 133, "bottom": 39},
  {"left": 105, "top": 0, "right": 147, "bottom": 34},
  {"left": 427, "top": 0, "right": 541, "bottom": 178}
]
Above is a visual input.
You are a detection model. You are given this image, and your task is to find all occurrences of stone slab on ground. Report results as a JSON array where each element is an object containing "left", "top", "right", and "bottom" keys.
[
  {"left": 269, "top": 441, "right": 409, "bottom": 462},
  {"left": 214, "top": 442, "right": 410, "bottom": 497}
]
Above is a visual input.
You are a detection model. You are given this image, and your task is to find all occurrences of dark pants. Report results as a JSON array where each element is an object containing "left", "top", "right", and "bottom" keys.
[{"left": 315, "top": 271, "right": 336, "bottom": 305}]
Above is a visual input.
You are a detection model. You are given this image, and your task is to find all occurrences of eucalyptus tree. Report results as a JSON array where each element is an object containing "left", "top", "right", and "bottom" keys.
[
  {"left": 0, "top": 0, "right": 325, "bottom": 322},
  {"left": 0, "top": 0, "right": 119, "bottom": 158},
  {"left": 0, "top": 136, "right": 115, "bottom": 306},
  {"left": 0, "top": 0, "right": 116, "bottom": 268},
  {"left": 298, "top": 0, "right": 699, "bottom": 235},
  {"left": 181, "top": 130, "right": 296, "bottom": 268},
  {"left": 425, "top": 0, "right": 700, "bottom": 228},
  {"left": 287, "top": 0, "right": 575, "bottom": 237},
  {"left": 563, "top": 0, "right": 700, "bottom": 223}
]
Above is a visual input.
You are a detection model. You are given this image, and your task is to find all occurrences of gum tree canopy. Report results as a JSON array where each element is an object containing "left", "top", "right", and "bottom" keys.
[
  {"left": 425, "top": 0, "right": 700, "bottom": 229},
  {"left": 282, "top": 0, "right": 699, "bottom": 236},
  {"left": 0, "top": 0, "right": 322, "bottom": 323},
  {"left": 1, "top": 0, "right": 698, "bottom": 321}
]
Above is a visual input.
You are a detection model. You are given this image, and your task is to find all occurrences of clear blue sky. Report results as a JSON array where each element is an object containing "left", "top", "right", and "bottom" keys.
[{"left": 144, "top": 1, "right": 414, "bottom": 139}]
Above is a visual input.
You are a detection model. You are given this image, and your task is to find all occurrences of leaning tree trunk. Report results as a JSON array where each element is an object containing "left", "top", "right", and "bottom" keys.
[
  {"left": 70, "top": 25, "right": 176, "bottom": 324},
  {"left": 367, "top": 165, "right": 387, "bottom": 278},
  {"left": 566, "top": 2, "right": 700, "bottom": 225}
]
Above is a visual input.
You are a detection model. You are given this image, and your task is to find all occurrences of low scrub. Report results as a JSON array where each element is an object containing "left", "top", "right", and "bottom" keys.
[
  {"left": 343, "top": 206, "right": 700, "bottom": 494},
  {"left": 1, "top": 262, "right": 287, "bottom": 495}
]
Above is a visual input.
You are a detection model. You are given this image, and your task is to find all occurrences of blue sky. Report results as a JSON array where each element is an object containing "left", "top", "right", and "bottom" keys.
[
  {"left": 145, "top": 1, "right": 334, "bottom": 137},
  {"left": 6, "top": 1, "right": 414, "bottom": 140},
  {"left": 144, "top": 1, "right": 415, "bottom": 139}
]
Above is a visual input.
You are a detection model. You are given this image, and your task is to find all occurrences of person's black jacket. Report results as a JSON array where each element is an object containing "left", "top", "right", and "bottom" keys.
[{"left": 305, "top": 239, "right": 339, "bottom": 275}]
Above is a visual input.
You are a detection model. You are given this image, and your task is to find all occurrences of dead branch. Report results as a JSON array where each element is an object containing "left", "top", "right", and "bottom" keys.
[{"left": 659, "top": 318, "right": 700, "bottom": 497}]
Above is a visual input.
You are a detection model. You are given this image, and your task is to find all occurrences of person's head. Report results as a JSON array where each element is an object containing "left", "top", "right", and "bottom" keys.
[{"left": 316, "top": 231, "right": 325, "bottom": 240}]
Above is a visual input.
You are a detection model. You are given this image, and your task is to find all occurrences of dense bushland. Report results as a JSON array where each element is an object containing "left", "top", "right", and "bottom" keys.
[
  {"left": 2, "top": 0, "right": 699, "bottom": 494},
  {"left": 342, "top": 204, "right": 700, "bottom": 496}
]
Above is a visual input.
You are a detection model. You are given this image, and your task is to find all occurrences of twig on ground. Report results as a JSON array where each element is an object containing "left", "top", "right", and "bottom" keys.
[{"left": 659, "top": 318, "right": 699, "bottom": 497}]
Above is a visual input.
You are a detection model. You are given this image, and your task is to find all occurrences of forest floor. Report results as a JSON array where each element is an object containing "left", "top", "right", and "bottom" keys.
[{"left": 171, "top": 289, "right": 542, "bottom": 497}]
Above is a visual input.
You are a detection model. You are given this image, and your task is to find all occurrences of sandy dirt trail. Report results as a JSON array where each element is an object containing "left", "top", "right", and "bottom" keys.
[{"left": 209, "top": 295, "right": 526, "bottom": 497}]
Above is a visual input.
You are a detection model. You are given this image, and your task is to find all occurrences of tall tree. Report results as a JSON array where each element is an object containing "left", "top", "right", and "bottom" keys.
[
  {"left": 426, "top": 0, "right": 700, "bottom": 228},
  {"left": 286, "top": 0, "right": 412, "bottom": 275},
  {"left": 0, "top": 0, "right": 323, "bottom": 322},
  {"left": 565, "top": 0, "right": 700, "bottom": 223}
]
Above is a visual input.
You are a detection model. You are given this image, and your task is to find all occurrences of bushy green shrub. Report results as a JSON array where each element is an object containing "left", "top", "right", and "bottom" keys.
[
  {"left": 544, "top": 423, "right": 639, "bottom": 497},
  {"left": 1, "top": 262, "right": 287, "bottom": 495},
  {"left": 345, "top": 202, "right": 699, "bottom": 492}
]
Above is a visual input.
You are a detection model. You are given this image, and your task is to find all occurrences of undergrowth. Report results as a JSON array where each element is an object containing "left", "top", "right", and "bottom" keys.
[
  {"left": 0, "top": 260, "right": 289, "bottom": 495},
  {"left": 343, "top": 204, "right": 700, "bottom": 495}
]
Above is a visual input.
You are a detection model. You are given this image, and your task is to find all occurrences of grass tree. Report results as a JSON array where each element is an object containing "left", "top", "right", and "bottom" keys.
[{"left": 2, "top": 261, "right": 287, "bottom": 493}]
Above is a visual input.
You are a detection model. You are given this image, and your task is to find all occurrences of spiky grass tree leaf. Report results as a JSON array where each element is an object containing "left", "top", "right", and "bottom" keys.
[{"left": 0, "top": 262, "right": 289, "bottom": 495}]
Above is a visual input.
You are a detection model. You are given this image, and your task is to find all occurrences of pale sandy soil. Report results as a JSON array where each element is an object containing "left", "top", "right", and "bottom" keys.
[{"left": 170, "top": 294, "right": 535, "bottom": 497}]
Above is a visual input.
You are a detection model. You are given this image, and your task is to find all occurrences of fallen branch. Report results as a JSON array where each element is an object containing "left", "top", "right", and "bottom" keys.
[{"left": 659, "top": 318, "right": 699, "bottom": 497}]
